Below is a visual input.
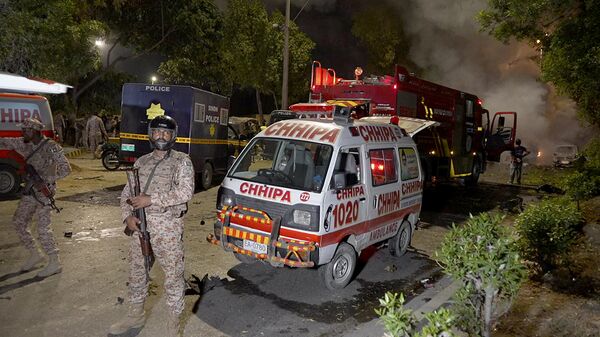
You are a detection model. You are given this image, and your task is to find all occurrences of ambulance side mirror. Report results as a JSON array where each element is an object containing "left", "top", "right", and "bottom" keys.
[
  {"left": 227, "top": 155, "right": 236, "bottom": 170},
  {"left": 333, "top": 172, "right": 347, "bottom": 190}
]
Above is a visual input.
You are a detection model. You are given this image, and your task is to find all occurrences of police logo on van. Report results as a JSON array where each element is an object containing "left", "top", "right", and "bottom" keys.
[{"left": 146, "top": 103, "right": 165, "bottom": 120}]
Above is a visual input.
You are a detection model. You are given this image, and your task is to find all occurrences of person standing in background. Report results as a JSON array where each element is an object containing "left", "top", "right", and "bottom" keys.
[
  {"left": 85, "top": 112, "right": 108, "bottom": 158},
  {"left": 53, "top": 111, "right": 66, "bottom": 144},
  {"left": 510, "top": 138, "right": 530, "bottom": 184}
]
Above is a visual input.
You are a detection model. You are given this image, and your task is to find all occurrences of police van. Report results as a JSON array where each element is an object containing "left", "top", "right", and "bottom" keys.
[
  {"left": 120, "top": 83, "right": 244, "bottom": 189},
  {"left": 207, "top": 108, "right": 425, "bottom": 289}
]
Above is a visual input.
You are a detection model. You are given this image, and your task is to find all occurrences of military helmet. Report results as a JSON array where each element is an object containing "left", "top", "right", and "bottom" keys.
[
  {"left": 18, "top": 117, "right": 44, "bottom": 131},
  {"left": 148, "top": 115, "right": 178, "bottom": 150}
]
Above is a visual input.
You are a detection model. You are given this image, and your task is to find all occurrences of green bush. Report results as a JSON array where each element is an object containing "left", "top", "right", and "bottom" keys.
[
  {"left": 515, "top": 197, "right": 582, "bottom": 276},
  {"left": 436, "top": 213, "right": 526, "bottom": 337},
  {"left": 560, "top": 136, "right": 600, "bottom": 203},
  {"left": 561, "top": 171, "right": 600, "bottom": 203},
  {"left": 375, "top": 291, "right": 456, "bottom": 337},
  {"left": 582, "top": 135, "right": 600, "bottom": 170}
]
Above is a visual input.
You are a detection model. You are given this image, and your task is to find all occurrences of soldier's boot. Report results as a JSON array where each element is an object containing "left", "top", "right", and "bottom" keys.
[
  {"left": 20, "top": 248, "right": 43, "bottom": 272},
  {"left": 166, "top": 311, "right": 181, "bottom": 337},
  {"left": 109, "top": 303, "right": 145, "bottom": 335},
  {"left": 37, "top": 253, "right": 62, "bottom": 277}
]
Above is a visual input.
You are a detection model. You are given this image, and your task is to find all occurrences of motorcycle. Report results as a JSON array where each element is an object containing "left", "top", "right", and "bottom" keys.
[{"left": 100, "top": 142, "right": 120, "bottom": 171}]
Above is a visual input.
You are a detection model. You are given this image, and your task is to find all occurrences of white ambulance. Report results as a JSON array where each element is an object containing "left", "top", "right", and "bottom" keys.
[{"left": 207, "top": 109, "right": 425, "bottom": 289}]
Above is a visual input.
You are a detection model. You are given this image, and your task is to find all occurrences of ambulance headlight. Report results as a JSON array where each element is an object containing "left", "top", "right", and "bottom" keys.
[
  {"left": 283, "top": 204, "right": 319, "bottom": 231},
  {"left": 293, "top": 210, "right": 311, "bottom": 226},
  {"left": 216, "top": 187, "right": 236, "bottom": 210}
]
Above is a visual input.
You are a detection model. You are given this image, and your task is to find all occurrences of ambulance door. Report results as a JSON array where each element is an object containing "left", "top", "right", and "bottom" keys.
[
  {"left": 324, "top": 146, "right": 367, "bottom": 248},
  {"left": 365, "top": 145, "right": 401, "bottom": 244}
]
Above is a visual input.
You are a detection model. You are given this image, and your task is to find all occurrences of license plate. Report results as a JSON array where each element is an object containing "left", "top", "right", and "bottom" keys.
[
  {"left": 121, "top": 143, "right": 135, "bottom": 151},
  {"left": 243, "top": 239, "right": 267, "bottom": 254}
]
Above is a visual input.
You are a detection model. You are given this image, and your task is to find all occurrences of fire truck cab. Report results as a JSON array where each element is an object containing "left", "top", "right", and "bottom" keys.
[{"left": 208, "top": 108, "right": 424, "bottom": 290}]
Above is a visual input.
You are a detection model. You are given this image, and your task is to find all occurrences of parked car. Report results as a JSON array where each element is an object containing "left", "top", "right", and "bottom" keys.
[{"left": 553, "top": 144, "right": 578, "bottom": 167}]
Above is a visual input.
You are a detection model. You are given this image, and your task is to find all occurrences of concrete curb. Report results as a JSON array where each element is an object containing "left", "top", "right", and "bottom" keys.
[
  {"left": 64, "top": 148, "right": 84, "bottom": 158},
  {"left": 345, "top": 276, "right": 461, "bottom": 337}
]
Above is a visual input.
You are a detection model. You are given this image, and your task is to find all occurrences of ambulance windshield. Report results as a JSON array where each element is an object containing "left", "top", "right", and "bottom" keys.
[{"left": 230, "top": 138, "right": 333, "bottom": 192}]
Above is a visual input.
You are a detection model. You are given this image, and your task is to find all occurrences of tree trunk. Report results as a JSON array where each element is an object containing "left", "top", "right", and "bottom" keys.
[
  {"left": 271, "top": 91, "right": 279, "bottom": 110},
  {"left": 482, "top": 286, "right": 495, "bottom": 337},
  {"left": 255, "top": 89, "right": 264, "bottom": 125}
]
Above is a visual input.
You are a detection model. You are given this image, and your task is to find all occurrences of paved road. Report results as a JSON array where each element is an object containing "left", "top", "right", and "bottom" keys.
[{"left": 0, "top": 157, "right": 536, "bottom": 337}]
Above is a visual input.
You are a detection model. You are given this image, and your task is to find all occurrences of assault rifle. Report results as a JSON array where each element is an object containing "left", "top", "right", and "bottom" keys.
[
  {"left": 125, "top": 168, "right": 155, "bottom": 281},
  {"left": 24, "top": 164, "right": 61, "bottom": 213}
]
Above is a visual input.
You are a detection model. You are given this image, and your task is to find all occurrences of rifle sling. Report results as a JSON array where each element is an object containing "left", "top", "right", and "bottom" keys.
[
  {"left": 25, "top": 138, "right": 50, "bottom": 162},
  {"left": 142, "top": 150, "right": 171, "bottom": 195}
]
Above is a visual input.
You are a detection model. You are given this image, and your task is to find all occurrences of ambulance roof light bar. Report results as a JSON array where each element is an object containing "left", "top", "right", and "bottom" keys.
[{"left": 0, "top": 72, "right": 71, "bottom": 94}]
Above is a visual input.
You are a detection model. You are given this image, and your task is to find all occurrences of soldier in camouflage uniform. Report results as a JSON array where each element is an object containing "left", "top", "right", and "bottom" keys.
[
  {"left": 0, "top": 117, "right": 71, "bottom": 277},
  {"left": 110, "top": 115, "right": 194, "bottom": 337},
  {"left": 85, "top": 112, "right": 108, "bottom": 158}
]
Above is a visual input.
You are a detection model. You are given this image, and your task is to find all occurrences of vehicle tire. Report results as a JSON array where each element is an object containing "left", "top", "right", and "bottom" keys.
[
  {"left": 464, "top": 158, "right": 481, "bottom": 186},
  {"left": 201, "top": 162, "right": 213, "bottom": 190},
  {"left": 0, "top": 165, "right": 21, "bottom": 196},
  {"left": 101, "top": 149, "right": 120, "bottom": 171},
  {"left": 389, "top": 220, "right": 412, "bottom": 257},
  {"left": 320, "top": 242, "right": 357, "bottom": 290},
  {"left": 234, "top": 252, "right": 256, "bottom": 264}
]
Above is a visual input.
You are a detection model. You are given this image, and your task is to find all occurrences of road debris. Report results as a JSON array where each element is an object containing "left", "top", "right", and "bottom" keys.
[{"left": 384, "top": 264, "right": 397, "bottom": 272}]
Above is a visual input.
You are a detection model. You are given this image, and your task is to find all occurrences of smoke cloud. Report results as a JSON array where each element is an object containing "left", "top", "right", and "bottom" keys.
[{"left": 391, "top": 0, "right": 594, "bottom": 163}]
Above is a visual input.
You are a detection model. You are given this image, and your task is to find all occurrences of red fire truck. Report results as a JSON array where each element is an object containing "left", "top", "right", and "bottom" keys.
[{"left": 290, "top": 61, "right": 517, "bottom": 184}]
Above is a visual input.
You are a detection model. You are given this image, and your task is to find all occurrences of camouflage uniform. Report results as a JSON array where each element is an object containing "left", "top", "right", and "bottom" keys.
[
  {"left": 120, "top": 150, "right": 194, "bottom": 315},
  {"left": 85, "top": 114, "right": 108, "bottom": 155},
  {"left": 54, "top": 113, "right": 65, "bottom": 143},
  {"left": 0, "top": 125, "right": 71, "bottom": 256}
]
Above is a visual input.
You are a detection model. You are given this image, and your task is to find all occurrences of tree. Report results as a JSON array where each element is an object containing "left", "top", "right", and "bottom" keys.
[
  {"left": 220, "top": 0, "right": 314, "bottom": 122},
  {"left": 351, "top": 4, "right": 417, "bottom": 75},
  {"left": 0, "top": 0, "right": 105, "bottom": 96},
  {"left": 437, "top": 213, "right": 526, "bottom": 337},
  {"left": 83, "top": 0, "right": 225, "bottom": 104},
  {"left": 478, "top": 0, "right": 600, "bottom": 127}
]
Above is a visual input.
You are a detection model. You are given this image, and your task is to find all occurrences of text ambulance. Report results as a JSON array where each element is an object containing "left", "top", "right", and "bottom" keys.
[{"left": 207, "top": 110, "right": 424, "bottom": 289}]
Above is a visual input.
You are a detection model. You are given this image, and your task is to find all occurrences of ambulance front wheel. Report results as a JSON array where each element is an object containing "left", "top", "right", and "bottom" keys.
[
  {"left": 0, "top": 165, "right": 21, "bottom": 196},
  {"left": 320, "top": 242, "right": 357, "bottom": 290},
  {"left": 389, "top": 220, "right": 412, "bottom": 257},
  {"left": 201, "top": 162, "right": 213, "bottom": 190}
]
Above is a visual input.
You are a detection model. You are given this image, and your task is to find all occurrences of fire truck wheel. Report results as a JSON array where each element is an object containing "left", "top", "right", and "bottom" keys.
[
  {"left": 320, "top": 242, "right": 357, "bottom": 290},
  {"left": 0, "top": 165, "right": 21, "bottom": 196},
  {"left": 234, "top": 252, "right": 256, "bottom": 264},
  {"left": 464, "top": 158, "right": 481, "bottom": 186},
  {"left": 389, "top": 220, "right": 412, "bottom": 257},
  {"left": 201, "top": 162, "right": 213, "bottom": 190}
]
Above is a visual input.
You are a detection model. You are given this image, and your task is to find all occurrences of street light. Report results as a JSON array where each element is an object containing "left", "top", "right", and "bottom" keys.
[
  {"left": 280, "top": 0, "right": 310, "bottom": 110},
  {"left": 151, "top": 76, "right": 157, "bottom": 84},
  {"left": 95, "top": 39, "right": 105, "bottom": 47},
  {"left": 281, "top": 0, "right": 291, "bottom": 110}
]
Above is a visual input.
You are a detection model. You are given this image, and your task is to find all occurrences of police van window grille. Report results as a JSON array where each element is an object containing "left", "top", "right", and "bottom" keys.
[
  {"left": 194, "top": 103, "right": 205, "bottom": 122},
  {"left": 219, "top": 108, "right": 228, "bottom": 126},
  {"left": 369, "top": 148, "right": 398, "bottom": 186}
]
